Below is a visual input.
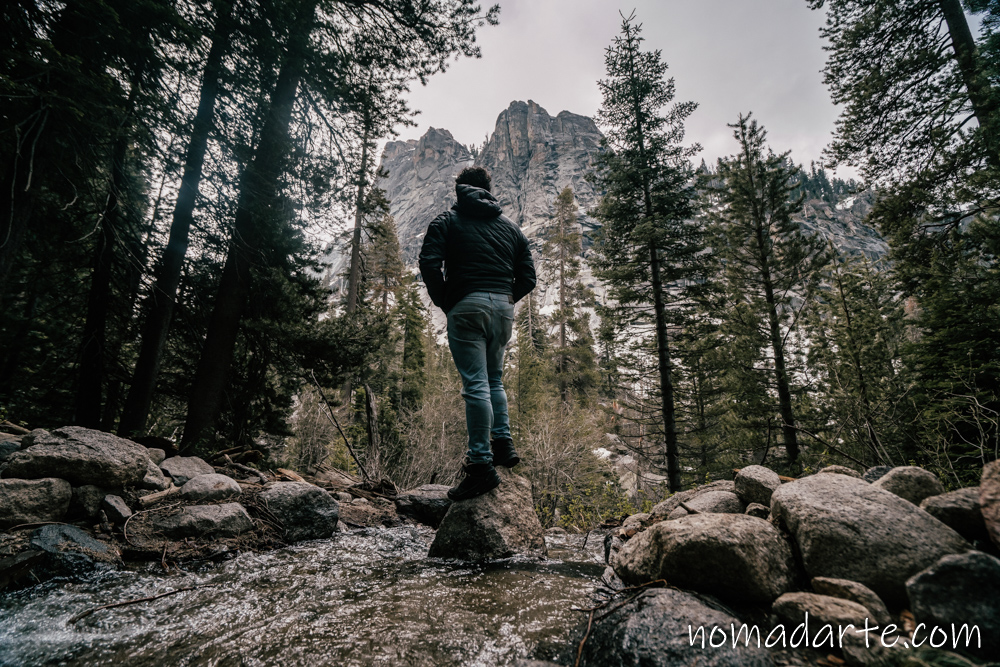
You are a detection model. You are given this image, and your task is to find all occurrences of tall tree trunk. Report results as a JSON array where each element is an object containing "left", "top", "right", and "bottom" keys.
[
  {"left": 939, "top": 0, "right": 998, "bottom": 163},
  {"left": 74, "top": 132, "right": 131, "bottom": 428},
  {"left": 0, "top": 108, "right": 46, "bottom": 301},
  {"left": 345, "top": 108, "right": 372, "bottom": 315},
  {"left": 119, "top": 0, "right": 235, "bottom": 437},
  {"left": 182, "top": 0, "right": 316, "bottom": 450},
  {"left": 761, "top": 267, "right": 799, "bottom": 466}
]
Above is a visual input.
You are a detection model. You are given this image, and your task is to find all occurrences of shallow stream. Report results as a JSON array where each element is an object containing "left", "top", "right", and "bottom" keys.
[{"left": 0, "top": 527, "right": 606, "bottom": 666}]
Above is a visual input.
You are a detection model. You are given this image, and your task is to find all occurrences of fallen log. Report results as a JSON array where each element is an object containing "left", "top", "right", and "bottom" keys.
[
  {"left": 223, "top": 454, "right": 268, "bottom": 484},
  {"left": 1, "top": 420, "right": 30, "bottom": 435},
  {"left": 138, "top": 485, "right": 181, "bottom": 507}
]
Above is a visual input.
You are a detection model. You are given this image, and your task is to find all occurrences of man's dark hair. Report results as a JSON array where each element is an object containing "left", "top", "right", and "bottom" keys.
[{"left": 456, "top": 166, "right": 491, "bottom": 192}]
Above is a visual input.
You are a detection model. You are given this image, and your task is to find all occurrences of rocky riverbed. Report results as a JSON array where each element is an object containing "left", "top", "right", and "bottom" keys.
[{"left": 2, "top": 426, "right": 999, "bottom": 666}]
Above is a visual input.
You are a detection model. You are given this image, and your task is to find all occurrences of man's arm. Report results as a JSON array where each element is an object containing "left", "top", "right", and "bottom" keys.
[
  {"left": 511, "top": 234, "right": 536, "bottom": 303},
  {"left": 418, "top": 212, "right": 451, "bottom": 311}
]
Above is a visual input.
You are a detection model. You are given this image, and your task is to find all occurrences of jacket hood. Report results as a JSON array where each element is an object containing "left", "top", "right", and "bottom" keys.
[{"left": 453, "top": 184, "right": 503, "bottom": 219}]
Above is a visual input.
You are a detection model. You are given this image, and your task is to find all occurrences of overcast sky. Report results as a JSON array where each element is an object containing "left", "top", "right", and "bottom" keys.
[{"left": 394, "top": 0, "right": 854, "bottom": 178}]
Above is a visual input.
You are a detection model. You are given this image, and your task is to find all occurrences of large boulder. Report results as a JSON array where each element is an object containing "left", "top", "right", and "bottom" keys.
[
  {"left": 613, "top": 513, "right": 796, "bottom": 604},
  {"left": 667, "top": 490, "right": 744, "bottom": 519},
  {"left": 141, "top": 459, "right": 171, "bottom": 491},
  {"left": 770, "top": 473, "right": 969, "bottom": 605},
  {"left": 180, "top": 473, "right": 242, "bottom": 502},
  {"left": 394, "top": 484, "right": 452, "bottom": 528},
  {"left": 817, "top": 465, "right": 864, "bottom": 479},
  {"left": 259, "top": 481, "right": 339, "bottom": 542},
  {"left": 871, "top": 466, "right": 945, "bottom": 505},
  {"left": 906, "top": 551, "right": 1000, "bottom": 660},
  {"left": 2, "top": 426, "right": 149, "bottom": 487},
  {"left": 575, "top": 587, "right": 774, "bottom": 667},
  {"left": 145, "top": 448, "right": 166, "bottom": 465},
  {"left": 650, "top": 481, "right": 736, "bottom": 516},
  {"left": 734, "top": 465, "right": 781, "bottom": 507},
  {"left": 30, "top": 524, "right": 120, "bottom": 575},
  {"left": 159, "top": 455, "right": 214, "bottom": 485},
  {"left": 0, "top": 478, "right": 71, "bottom": 528},
  {"left": 810, "top": 576, "right": 892, "bottom": 625},
  {"left": 151, "top": 503, "right": 254, "bottom": 539},
  {"left": 70, "top": 484, "right": 108, "bottom": 520},
  {"left": 920, "top": 487, "right": 990, "bottom": 545},
  {"left": 429, "top": 468, "right": 546, "bottom": 561},
  {"left": 981, "top": 460, "right": 1000, "bottom": 548}
]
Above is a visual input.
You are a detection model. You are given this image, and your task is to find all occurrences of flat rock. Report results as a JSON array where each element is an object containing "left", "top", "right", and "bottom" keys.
[
  {"left": 576, "top": 587, "right": 774, "bottom": 667},
  {"left": 394, "top": 484, "right": 452, "bottom": 528},
  {"left": 622, "top": 512, "right": 651, "bottom": 529},
  {"left": 101, "top": 495, "right": 132, "bottom": 525},
  {"left": 772, "top": 591, "right": 872, "bottom": 627},
  {"left": 650, "top": 480, "right": 736, "bottom": 516},
  {"left": 771, "top": 473, "right": 969, "bottom": 605},
  {"left": 668, "top": 490, "right": 744, "bottom": 519},
  {"left": 260, "top": 482, "right": 339, "bottom": 542},
  {"left": 30, "top": 524, "right": 119, "bottom": 575},
  {"left": 872, "top": 466, "right": 944, "bottom": 505},
  {"left": 735, "top": 465, "right": 781, "bottom": 507},
  {"left": 811, "top": 576, "right": 892, "bottom": 625},
  {"left": 429, "top": 468, "right": 546, "bottom": 561},
  {"left": 981, "top": 461, "right": 1000, "bottom": 549},
  {"left": 920, "top": 487, "right": 990, "bottom": 545},
  {"left": 2, "top": 426, "right": 149, "bottom": 487},
  {"left": 0, "top": 478, "right": 71, "bottom": 528},
  {"left": 745, "top": 503, "right": 770, "bottom": 519},
  {"left": 152, "top": 503, "right": 253, "bottom": 539},
  {"left": 906, "top": 551, "right": 1000, "bottom": 660},
  {"left": 159, "top": 456, "right": 214, "bottom": 486},
  {"left": 817, "top": 465, "right": 863, "bottom": 479},
  {"left": 180, "top": 473, "right": 241, "bottom": 502},
  {"left": 863, "top": 465, "right": 893, "bottom": 483},
  {"left": 613, "top": 513, "right": 795, "bottom": 604}
]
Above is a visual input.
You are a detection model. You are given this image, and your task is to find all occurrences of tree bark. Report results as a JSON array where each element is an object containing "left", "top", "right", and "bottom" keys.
[
  {"left": 182, "top": 0, "right": 316, "bottom": 450},
  {"left": 118, "top": 0, "right": 235, "bottom": 437}
]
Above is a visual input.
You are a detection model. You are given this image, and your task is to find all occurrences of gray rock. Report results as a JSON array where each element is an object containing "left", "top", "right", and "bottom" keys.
[
  {"left": 745, "top": 503, "right": 770, "bottom": 519},
  {"left": 260, "top": 482, "right": 339, "bottom": 542},
  {"left": 668, "top": 490, "right": 745, "bottom": 519},
  {"left": 577, "top": 587, "right": 774, "bottom": 667},
  {"left": 0, "top": 478, "right": 71, "bottom": 528},
  {"left": 735, "top": 465, "right": 782, "bottom": 507},
  {"left": 0, "top": 440, "right": 20, "bottom": 462},
  {"left": 622, "top": 512, "right": 651, "bottom": 530},
  {"left": 71, "top": 484, "right": 107, "bottom": 519},
  {"left": 101, "top": 495, "right": 132, "bottom": 525},
  {"left": 770, "top": 472, "right": 969, "bottom": 605},
  {"left": 30, "top": 524, "right": 119, "bottom": 575},
  {"left": 811, "top": 576, "right": 892, "bottom": 625},
  {"left": 818, "top": 465, "right": 864, "bottom": 479},
  {"left": 906, "top": 551, "right": 1000, "bottom": 660},
  {"left": 872, "top": 466, "right": 945, "bottom": 505},
  {"left": 145, "top": 448, "right": 166, "bottom": 465},
  {"left": 429, "top": 468, "right": 546, "bottom": 561},
  {"left": 180, "top": 473, "right": 241, "bottom": 502},
  {"left": 772, "top": 591, "right": 872, "bottom": 628},
  {"left": 650, "top": 480, "right": 737, "bottom": 516},
  {"left": 141, "top": 458, "right": 171, "bottom": 491},
  {"left": 152, "top": 503, "right": 254, "bottom": 539},
  {"left": 920, "top": 487, "right": 990, "bottom": 544},
  {"left": 513, "top": 662, "right": 562, "bottom": 667},
  {"left": 863, "top": 465, "right": 893, "bottom": 483},
  {"left": 335, "top": 492, "right": 352, "bottom": 502},
  {"left": 981, "top": 460, "right": 1000, "bottom": 549},
  {"left": 545, "top": 526, "right": 568, "bottom": 535},
  {"left": 159, "top": 456, "right": 215, "bottom": 485},
  {"left": 2, "top": 426, "right": 149, "bottom": 487},
  {"left": 613, "top": 513, "right": 796, "bottom": 604},
  {"left": 352, "top": 497, "right": 369, "bottom": 504}
]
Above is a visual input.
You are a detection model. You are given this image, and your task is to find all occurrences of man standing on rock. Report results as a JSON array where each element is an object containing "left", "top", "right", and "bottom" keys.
[{"left": 419, "top": 167, "right": 536, "bottom": 501}]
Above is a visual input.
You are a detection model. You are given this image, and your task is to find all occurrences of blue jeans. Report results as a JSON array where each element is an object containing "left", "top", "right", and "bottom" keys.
[{"left": 447, "top": 291, "right": 515, "bottom": 465}]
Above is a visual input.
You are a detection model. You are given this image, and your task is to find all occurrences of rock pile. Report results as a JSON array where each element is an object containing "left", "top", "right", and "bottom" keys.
[{"left": 599, "top": 462, "right": 1000, "bottom": 665}]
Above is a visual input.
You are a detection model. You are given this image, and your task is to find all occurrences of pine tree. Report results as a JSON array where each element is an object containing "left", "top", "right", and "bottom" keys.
[
  {"left": 709, "top": 114, "right": 831, "bottom": 468},
  {"left": 589, "top": 12, "right": 703, "bottom": 491},
  {"left": 541, "top": 187, "right": 598, "bottom": 404}
]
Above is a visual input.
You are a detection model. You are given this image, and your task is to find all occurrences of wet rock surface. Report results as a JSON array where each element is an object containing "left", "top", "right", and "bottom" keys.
[
  {"left": 259, "top": 482, "right": 339, "bottom": 542},
  {"left": 29, "top": 524, "right": 119, "bottom": 575},
  {"left": 429, "top": 468, "right": 546, "bottom": 561}
]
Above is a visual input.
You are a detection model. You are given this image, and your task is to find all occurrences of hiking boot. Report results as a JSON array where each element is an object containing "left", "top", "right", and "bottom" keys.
[
  {"left": 491, "top": 437, "right": 521, "bottom": 468},
  {"left": 447, "top": 462, "right": 501, "bottom": 501}
]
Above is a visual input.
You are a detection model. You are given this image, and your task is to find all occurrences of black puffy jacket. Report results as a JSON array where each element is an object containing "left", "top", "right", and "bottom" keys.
[{"left": 419, "top": 184, "right": 536, "bottom": 313}]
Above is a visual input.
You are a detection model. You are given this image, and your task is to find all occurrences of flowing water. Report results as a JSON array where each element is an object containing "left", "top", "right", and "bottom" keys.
[{"left": 0, "top": 527, "right": 607, "bottom": 666}]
